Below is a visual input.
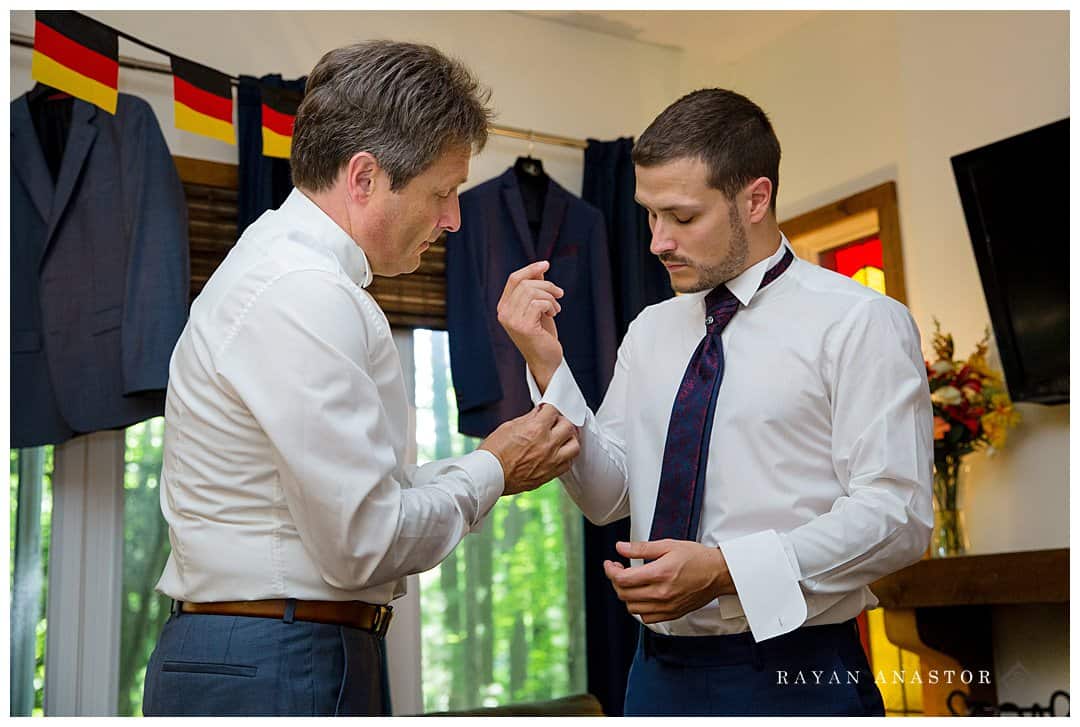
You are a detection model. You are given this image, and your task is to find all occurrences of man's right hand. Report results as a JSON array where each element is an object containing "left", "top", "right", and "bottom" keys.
[
  {"left": 497, "top": 261, "right": 564, "bottom": 392},
  {"left": 479, "top": 404, "right": 580, "bottom": 496}
]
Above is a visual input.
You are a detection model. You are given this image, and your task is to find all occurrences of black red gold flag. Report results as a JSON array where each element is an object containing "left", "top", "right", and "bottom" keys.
[
  {"left": 171, "top": 56, "right": 235, "bottom": 144},
  {"left": 31, "top": 11, "right": 119, "bottom": 114},
  {"left": 260, "top": 85, "right": 302, "bottom": 159}
]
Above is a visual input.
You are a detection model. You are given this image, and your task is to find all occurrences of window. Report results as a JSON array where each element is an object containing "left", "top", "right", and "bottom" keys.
[
  {"left": 118, "top": 417, "right": 172, "bottom": 716},
  {"left": 819, "top": 237, "right": 887, "bottom": 295},
  {"left": 412, "top": 329, "right": 587, "bottom": 712},
  {"left": 781, "top": 181, "right": 909, "bottom": 305},
  {"left": 10, "top": 447, "right": 53, "bottom": 717}
]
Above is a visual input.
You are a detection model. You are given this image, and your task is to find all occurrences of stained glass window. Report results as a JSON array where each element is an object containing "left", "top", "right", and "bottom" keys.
[{"left": 820, "top": 237, "right": 887, "bottom": 295}]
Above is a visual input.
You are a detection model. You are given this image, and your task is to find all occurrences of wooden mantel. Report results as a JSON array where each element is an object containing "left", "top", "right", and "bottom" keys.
[
  {"left": 871, "top": 548, "right": 1069, "bottom": 608},
  {"left": 868, "top": 548, "right": 1068, "bottom": 716}
]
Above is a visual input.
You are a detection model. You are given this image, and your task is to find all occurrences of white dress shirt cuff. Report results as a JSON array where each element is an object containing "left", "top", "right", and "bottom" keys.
[
  {"left": 525, "top": 359, "right": 588, "bottom": 426},
  {"left": 459, "top": 449, "right": 505, "bottom": 526},
  {"left": 719, "top": 529, "right": 808, "bottom": 642}
]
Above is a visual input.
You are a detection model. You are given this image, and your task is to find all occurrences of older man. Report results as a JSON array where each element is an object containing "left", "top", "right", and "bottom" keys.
[{"left": 142, "top": 41, "right": 578, "bottom": 717}]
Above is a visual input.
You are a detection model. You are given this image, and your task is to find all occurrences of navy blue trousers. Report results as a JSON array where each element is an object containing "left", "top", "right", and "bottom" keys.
[
  {"left": 624, "top": 619, "right": 885, "bottom": 716},
  {"left": 142, "top": 602, "right": 390, "bottom": 716}
]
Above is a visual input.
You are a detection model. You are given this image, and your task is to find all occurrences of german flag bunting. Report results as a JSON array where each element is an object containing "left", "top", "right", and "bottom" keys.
[
  {"left": 31, "top": 11, "right": 119, "bottom": 114},
  {"left": 171, "top": 56, "right": 235, "bottom": 144},
  {"left": 26, "top": 11, "right": 303, "bottom": 148},
  {"left": 261, "top": 85, "right": 302, "bottom": 159}
]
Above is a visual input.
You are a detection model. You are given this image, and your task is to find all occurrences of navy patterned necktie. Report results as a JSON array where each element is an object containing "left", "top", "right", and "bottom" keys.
[{"left": 649, "top": 248, "right": 795, "bottom": 544}]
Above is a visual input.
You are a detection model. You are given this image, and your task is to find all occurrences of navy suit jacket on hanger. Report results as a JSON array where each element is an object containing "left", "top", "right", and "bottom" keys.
[
  {"left": 10, "top": 93, "right": 190, "bottom": 448},
  {"left": 446, "top": 168, "right": 617, "bottom": 438}
]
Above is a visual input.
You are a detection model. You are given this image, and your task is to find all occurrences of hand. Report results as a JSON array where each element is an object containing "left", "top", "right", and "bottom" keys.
[
  {"left": 497, "top": 261, "right": 564, "bottom": 391},
  {"left": 603, "top": 539, "right": 736, "bottom": 624},
  {"left": 479, "top": 404, "right": 580, "bottom": 496}
]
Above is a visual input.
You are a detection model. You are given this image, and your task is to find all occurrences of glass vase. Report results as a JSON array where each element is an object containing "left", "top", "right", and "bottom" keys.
[{"left": 931, "top": 454, "right": 967, "bottom": 557}]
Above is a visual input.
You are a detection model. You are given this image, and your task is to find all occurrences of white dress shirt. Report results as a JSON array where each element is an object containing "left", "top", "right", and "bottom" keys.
[
  {"left": 529, "top": 237, "right": 933, "bottom": 642},
  {"left": 156, "top": 188, "right": 504, "bottom": 605}
]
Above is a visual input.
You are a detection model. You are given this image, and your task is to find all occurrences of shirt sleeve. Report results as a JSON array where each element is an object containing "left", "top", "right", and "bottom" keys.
[
  {"left": 719, "top": 296, "right": 933, "bottom": 642},
  {"left": 525, "top": 316, "right": 641, "bottom": 525},
  {"left": 216, "top": 269, "right": 505, "bottom": 592}
]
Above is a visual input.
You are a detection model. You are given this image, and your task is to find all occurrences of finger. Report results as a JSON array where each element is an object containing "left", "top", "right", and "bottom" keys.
[
  {"left": 622, "top": 599, "right": 672, "bottom": 615},
  {"left": 550, "top": 417, "right": 576, "bottom": 444},
  {"left": 609, "top": 560, "right": 666, "bottom": 589},
  {"left": 609, "top": 583, "right": 666, "bottom": 603},
  {"left": 557, "top": 434, "right": 583, "bottom": 462},
  {"left": 535, "top": 402, "right": 560, "bottom": 425},
  {"left": 616, "top": 539, "right": 674, "bottom": 561},
  {"left": 503, "top": 261, "right": 551, "bottom": 298},
  {"left": 524, "top": 299, "right": 558, "bottom": 325},
  {"left": 603, "top": 559, "right": 624, "bottom": 581},
  {"left": 512, "top": 288, "right": 562, "bottom": 315},
  {"left": 517, "top": 278, "right": 565, "bottom": 299},
  {"left": 509, "top": 282, "right": 563, "bottom": 317}
]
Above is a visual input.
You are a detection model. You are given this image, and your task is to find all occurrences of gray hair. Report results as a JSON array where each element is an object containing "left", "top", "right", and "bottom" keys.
[{"left": 291, "top": 40, "right": 493, "bottom": 192}]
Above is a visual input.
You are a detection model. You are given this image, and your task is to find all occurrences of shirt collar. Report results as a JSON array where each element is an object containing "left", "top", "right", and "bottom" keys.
[
  {"left": 724, "top": 233, "right": 793, "bottom": 307},
  {"left": 279, "top": 188, "right": 374, "bottom": 288}
]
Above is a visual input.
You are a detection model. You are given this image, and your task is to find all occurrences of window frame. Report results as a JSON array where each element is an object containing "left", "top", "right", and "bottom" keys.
[
  {"left": 780, "top": 181, "right": 908, "bottom": 305},
  {"left": 44, "top": 431, "right": 126, "bottom": 715}
]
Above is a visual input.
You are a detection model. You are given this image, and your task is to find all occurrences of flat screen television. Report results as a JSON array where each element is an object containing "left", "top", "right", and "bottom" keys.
[{"left": 951, "top": 118, "right": 1069, "bottom": 405}]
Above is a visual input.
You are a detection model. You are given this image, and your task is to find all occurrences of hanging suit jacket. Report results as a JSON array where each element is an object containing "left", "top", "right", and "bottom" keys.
[
  {"left": 11, "top": 93, "right": 190, "bottom": 448},
  {"left": 446, "top": 168, "right": 618, "bottom": 438}
]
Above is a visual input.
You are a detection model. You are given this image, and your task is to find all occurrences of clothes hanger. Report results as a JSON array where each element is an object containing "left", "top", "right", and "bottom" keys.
[
  {"left": 27, "top": 82, "right": 71, "bottom": 105},
  {"left": 513, "top": 130, "right": 546, "bottom": 179}
]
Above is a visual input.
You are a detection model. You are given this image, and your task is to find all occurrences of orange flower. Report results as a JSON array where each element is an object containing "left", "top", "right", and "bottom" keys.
[{"left": 934, "top": 416, "right": 951, "bottom": 441}]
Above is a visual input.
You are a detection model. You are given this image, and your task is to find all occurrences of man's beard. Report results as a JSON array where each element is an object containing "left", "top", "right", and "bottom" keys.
[{"left": 660, "top": 203, "right": 750, "bottom": 294}]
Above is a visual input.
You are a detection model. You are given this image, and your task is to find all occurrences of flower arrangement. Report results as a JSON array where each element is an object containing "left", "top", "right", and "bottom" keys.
[
  {"left": 927, "top": 319, "right": 1020, "bottom": 458},
  {"left": 925, "top": 319, "right": 1020, "bottom": 556}
]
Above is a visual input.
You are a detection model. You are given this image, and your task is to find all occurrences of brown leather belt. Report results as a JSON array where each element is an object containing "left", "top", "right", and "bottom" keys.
[{"left": 180, "top": 599, "right": 393, "bottom": 638}]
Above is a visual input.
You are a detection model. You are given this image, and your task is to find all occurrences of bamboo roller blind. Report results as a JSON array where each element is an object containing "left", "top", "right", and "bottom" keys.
[{"left": 175, "top": 155, "right": 447, "bottom": 329}]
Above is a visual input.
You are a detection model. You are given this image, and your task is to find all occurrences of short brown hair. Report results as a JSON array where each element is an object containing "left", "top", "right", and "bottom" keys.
[
  {"left": 291, "top": 40, "right": 493, "bottom": 192},
  {"left": 633, "top": 88, "right": 781, "bottom": 210}
]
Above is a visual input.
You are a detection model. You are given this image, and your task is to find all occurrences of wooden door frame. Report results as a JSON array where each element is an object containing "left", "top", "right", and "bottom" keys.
[{"left": 780, "top": 181, "right": 908, "bottom": 305}]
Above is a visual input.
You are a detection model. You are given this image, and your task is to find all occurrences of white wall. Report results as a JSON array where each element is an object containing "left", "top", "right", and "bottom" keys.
[
  {"left": 728, "top": 10, "right": 1069, "bottom": 708},
  {"left": 730, "top": 10, "right": 1070, "bottom": 557},
  {"left": 11, "top": 10, "right": 682, "bottom": 197},
  {"left": 892, "top": 11, "right": 1069, "bottom": 557}
]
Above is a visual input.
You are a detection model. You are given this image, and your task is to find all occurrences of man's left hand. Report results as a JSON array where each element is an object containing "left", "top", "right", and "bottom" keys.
[{"left": 603, "top": 539, "right": 736, "bottom": 624}]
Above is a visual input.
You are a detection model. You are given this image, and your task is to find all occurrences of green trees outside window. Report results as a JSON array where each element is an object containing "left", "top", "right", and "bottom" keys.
[
  {"left": 10, "top": 447, "right": 52, "bottom": 717},
  {"left": 10, "top": 328, "right": 586, "bottom": 716},
  {"left": 413, "top": 330, "right": 586, "bottom": 712},
  {"left": 118, "top": 418, "right": 172, "bottom": 716}
]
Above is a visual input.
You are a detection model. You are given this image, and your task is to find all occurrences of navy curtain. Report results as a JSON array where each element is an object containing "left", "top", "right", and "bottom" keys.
[
  {"left": 583, "top": 137, "right": 673, "bottom": 339},
  {"left": 580, "top": 138, "right": 673, "bottom": 716},
  {"left": 237, "top": 74, "right": 306, "bottom": 234}
]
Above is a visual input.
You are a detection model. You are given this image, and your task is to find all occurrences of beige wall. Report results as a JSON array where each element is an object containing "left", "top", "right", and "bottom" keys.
[
  {"left": 727, "top": 10, "right": 1069, "bottom": 707},
  {"left": 730, "top": 10, "right": 1069, "bottom": 557}
]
